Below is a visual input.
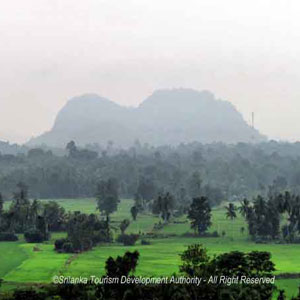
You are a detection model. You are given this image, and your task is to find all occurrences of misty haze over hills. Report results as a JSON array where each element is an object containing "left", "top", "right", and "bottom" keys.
[{"left": 28, "top": 89, "right": 266, "bottom": 148}]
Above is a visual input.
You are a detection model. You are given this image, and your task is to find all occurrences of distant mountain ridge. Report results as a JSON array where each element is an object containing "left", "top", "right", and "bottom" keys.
[{"left": 27, "top": 89, "right": 266, "bottom": 147}]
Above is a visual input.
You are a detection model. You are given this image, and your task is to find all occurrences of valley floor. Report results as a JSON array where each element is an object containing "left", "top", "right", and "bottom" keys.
[{"left": 1, "top": 198, "right": 300, "bottom": 298}]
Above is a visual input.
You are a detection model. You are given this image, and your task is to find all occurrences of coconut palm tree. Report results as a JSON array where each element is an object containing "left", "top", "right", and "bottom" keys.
[
  {"left": 225, "top": 203, "right": 237, "bottom": 220},
  {"left": 238, "top": 198, "right": 250, "bottom": 217}
]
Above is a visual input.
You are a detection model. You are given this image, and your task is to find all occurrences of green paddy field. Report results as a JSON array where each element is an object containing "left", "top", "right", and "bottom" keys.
[{"left": 1, "top": 198, "right": 300, "bottom": 298}]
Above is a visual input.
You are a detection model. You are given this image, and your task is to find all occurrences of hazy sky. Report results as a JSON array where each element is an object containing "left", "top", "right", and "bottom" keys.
[{"left": 1, "top": 0, "right": 300, "bottom": 143}]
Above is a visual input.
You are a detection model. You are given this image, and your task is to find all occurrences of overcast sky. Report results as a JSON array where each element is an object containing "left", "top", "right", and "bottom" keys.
[{"left": 1, "top": 0, "right": 300, "bottom": 143}]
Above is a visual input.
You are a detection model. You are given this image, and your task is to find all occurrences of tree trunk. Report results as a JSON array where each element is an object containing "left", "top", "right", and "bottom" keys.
[{"left": 106, "top": 213, "right": 110, "bottom": 239}]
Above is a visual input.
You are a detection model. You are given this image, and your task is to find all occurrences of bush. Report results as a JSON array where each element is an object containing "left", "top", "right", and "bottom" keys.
[
  {"left": 0, "top": 232, "right": 18, "bottom": 241},
  {"left": 91, "top": 230, "right": 112, "bottom": 244},
  {"left": 55, "top": 236, "right": 99, "bottom": 253},
  {"left": 62, "top": 242, "right": 75, "bottom": 253},
  {"left": 24, "top": 229, "right": 49, "bottom": 243},
  {"left": 144, "top": 232, "right": 177, "bottom": 239},
  {"left": 141, "top": 239, "right": 151, "bottom": 245},
  {"left": 55, "top": 238, "right": 68, "bottom": 251},
  {"left": 210, "top": 231, "right": 219, "bottom": 237},
  {"left": 117, "top": 234, "right": 139, "bottom": 246},
  {"left": 254, "top": 236, "right": 273, "bottom": 244},
  {"left": 54, "top": 238, "right": 76, "bottom": 253},
  {"left": 182, "top": 231, "right": 219, "bottom": 238},
  {"left": 153, "top": 222, "right": 164, "bottom": 231},
  {"left": 13, "top": 289, "right": 44, "bottom": 300}
]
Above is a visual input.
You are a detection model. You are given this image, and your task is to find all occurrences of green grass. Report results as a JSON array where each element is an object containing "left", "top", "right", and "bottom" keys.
[
  {"left": 0, "top": 240, "right": 28, "bottom": 278},
  {"left": 48, "top": 198, "right": 98, "bottom": 215},
  {"left": 62, "top": 237, "right": 300, "bottom": 277},
  {"left": 1, "top": 198, "right": 300, "bottom": 297},
  {"left": 275, "top": 279, "right": 300, "bottom": 299},
  {"left": 4, "top": 243, "right": 71, "bottom": 283}
]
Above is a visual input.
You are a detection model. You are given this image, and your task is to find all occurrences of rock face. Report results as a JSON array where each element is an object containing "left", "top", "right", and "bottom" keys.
[{"left": 27, "top": 89, "right": 266, "bottom": 147}]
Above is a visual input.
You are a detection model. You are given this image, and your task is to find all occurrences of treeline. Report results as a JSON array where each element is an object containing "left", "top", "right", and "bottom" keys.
[
  {"left": 2, "top": 140, "right": 300, "bottom": 205},
  {"left": 239, "top": 192, "right": 300, "bottom": 243},
  {"left": 0, "top": 183, "right": 64, "bottom": 243}
]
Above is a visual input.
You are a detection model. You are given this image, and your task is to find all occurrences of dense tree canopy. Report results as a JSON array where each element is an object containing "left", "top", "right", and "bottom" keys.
[
  {"left": 187, "top": 197, "right": 212, "bottom": 235},
  {"left": 96, "top": 178, "right": 120, "bottom": 219},
  {"left": 2, "top": 141, "right": 300, "bottom": 208},
  {"left": 240, "top": 192, "right": 300, "bottom": 242}
]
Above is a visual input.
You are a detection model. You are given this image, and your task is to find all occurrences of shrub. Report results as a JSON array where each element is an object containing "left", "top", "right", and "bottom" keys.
[
  {"left": 24, "top": 229, "right": 49, "bottom": 243},
  {"left": 117, "top": 234, "right": 139, "bottom": 246},
  {"left": 54, "top": 238, "right": 76, "bottom": 253},
  {"left": 120, "top": 219, "right": 130, "bottom": 234},
  {"left": 13, "top": 289, "right": 44, "bottom": 300},
  {"left": 254, "top": 236, "right": 273, "bottom": 244},
  {"left": 144, "top": 232, "right": 177, "bottom": 239},
  {"left": 153, "top": 222, "right": 164, "bottom": 231},
  {"left": 210, "top": 231, "right": 219, "bottom": 237},
  {"left": 141, "top": 239, "right": 151, "bottom": 245},
  {"left": 62, "top": 242, "right": 75, "bottom": 253},
  {"left": 182, "top": 231, "right": 219, "bottom": 238},
  {"left": 55, "top": 238, "right": 68, "bottom": 251},
  {"left": 0, "top": 232, "right": 18, "bottom": 241},
  {"left": 91, "top": 231, "right": 111, "bottom": 244}
]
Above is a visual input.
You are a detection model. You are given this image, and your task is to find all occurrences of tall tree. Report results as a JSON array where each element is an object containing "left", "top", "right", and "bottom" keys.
[
  {"left": 225, "top": 203, "right": 237, "bottom": 220},
  {"left": 189, "top": 172, "right": 202, "bottom": 198},
  {"left": 120, "top": 219, "right": 130, "bottom": 234},
  {"left": 187, "top": 197, "right": 212, "bottom": 236},
  {"left": 0, "top": 193, "right": 3, "bottom": 230},
  {"left": 242, "top": 195, "right": 283, "bottom": 240},
  {"left": 253, "top": 195, "right": 266, "bottom": 222},
  {"left": 152, "top": 192, "right": 175, "bottom": 222},
  {"left": 30, "top": 199, "right": 41, "bottom": 224},
  {"left": 66, "top": 140, "right": 77, "bottom": 158},
  {"left": 13, "top": 182, "right": 30, "bottom": 206},
  {"left": 137, "top": 176, "right": 156, "bottom": 209},
  {"left": 96, "top": 178, "right": 120, "bottom": 235},
  {"left": 266, "top": 200, "right": 280, "bottom": 239},
  {"left": 10, "top": 183, "right": 31, "bottom": 232},
  {"left": 0, "top": 193, "right": 3, "bottom": 216},
  {"left": 36, "top": 216, "right": 50, "bottom": 241},
  {"left": 130, "top": 206, "right": 138, "bottom": 221},
  {"left": 239, "top": 198, "right": 250, "bottom": 217},
  {"left": 43, "top": 201, "right": 66, "bottom": 232}
]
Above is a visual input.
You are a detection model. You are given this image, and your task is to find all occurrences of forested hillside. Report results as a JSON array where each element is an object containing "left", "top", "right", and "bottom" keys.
[{"left": 0, "top": 141, "right": 27, "bottom": 155}]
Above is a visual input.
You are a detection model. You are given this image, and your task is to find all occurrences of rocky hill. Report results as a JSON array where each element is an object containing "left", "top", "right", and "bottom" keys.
[{"left": 27, "top": 89, "right": 266, "bottom": 147}]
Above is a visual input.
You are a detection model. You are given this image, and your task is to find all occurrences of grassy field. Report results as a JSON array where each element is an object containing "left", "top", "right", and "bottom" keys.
[
  {"left": 275, "top": 279, "right": 300, "bottom": 299},
  {"left": 0, "top": 241, "right": 28, "bottom": 278},
  {"left": 1, "top": 198, "right": 300, "bottom": 298}
]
